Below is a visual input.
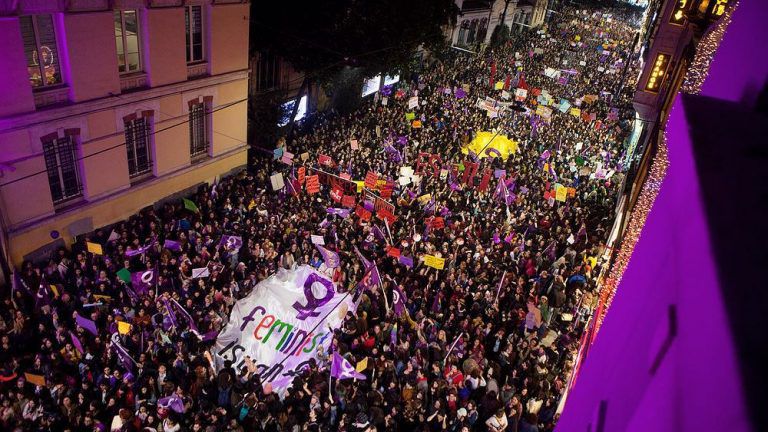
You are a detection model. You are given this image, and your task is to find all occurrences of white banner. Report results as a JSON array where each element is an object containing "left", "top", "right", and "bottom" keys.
[{"left": 214, "top": 266, "right": 359, "bottom": 391}]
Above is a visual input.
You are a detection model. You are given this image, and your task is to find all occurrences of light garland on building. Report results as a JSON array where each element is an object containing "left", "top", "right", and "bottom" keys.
[
  {"left": 682, "top": 1, "right": 739, "bottom": 94},
  {"left": 596, "top": 135, "right": 668, "bottom": 331}
]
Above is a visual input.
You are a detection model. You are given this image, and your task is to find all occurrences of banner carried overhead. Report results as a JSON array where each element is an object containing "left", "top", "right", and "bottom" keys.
[{"left": 214, "top": 266, "right": 360, "bottom": 391}]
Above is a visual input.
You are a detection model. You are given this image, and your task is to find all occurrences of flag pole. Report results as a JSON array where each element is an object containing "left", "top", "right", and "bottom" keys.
[
  {"left": 377, "top": 264, "right": 390, "bottom": 314},
  {"left": 442, "top": 332, "right": 464, "bottom": 365},
  {"left": 494, "top": 270, "right": 507, "bottom": 304}
]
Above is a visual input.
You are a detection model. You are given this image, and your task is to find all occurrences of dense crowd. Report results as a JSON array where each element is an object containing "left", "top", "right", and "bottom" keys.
[{"left": 0, "top": 5, "right": 642, "bottom": 432}]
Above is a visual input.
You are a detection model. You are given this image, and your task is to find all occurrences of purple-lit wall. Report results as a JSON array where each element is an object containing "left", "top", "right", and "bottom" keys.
[{"left": 556, "top": 2, "right": 767, "bottom": 431}]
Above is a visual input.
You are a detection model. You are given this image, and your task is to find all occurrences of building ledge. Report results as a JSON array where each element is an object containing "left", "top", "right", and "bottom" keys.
[
  {"left": 0, "top": 69, "right": 248, "bottom": 132},
  {"left": 119, "top": 72, "right": 149, "bottom": 92},
  {"left": 33, "top": 85, "right": 70, "bottom": 109},
  {"left": 6, "top": 144, "right": 248, "bottom": 236}
]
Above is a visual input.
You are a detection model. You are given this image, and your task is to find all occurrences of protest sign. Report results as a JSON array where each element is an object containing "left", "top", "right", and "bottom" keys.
[
  {"left": 214, "top": 266, "right": 358, "bottom": 391},
  {"left": 424, "top": 255, "right": 445, "bottom": 270}
]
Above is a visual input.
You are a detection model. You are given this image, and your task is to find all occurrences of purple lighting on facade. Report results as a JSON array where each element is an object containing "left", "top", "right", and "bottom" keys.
[{"left": 557, "top": 1, "right": 768, "bottom": 431}]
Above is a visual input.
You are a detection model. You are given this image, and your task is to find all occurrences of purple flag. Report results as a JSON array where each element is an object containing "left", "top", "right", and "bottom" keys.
[
  {"left": 326, "top": 207, "right": 351, "bottom": 218},
  {"left": 454, "top": 87, "right": 467, "bottom": 99},
  {"left": 392, "top": 285, "right": 407, "bottom": 317},
  {"left": 355, "top": 264, "right": 381, "bottom": 295},
  {"left": 493, "top": 232, "right": 501, "bottom": 244},
  {"left": 201, "top": 330, "right": 219, "bottom": 342},
  {"left": 363, "top": 200, "right": 375, "bottom": 212},
  {"left": 158, "top": 394, "right": 186, "bottom": 414},
  {"left": 330, "top": 352, "right": 366, "bottom": 380},
  {"left": 163, "top": 239, "right": 182, "bottom": 251},
  {"left": 125, "top": 244, "right": 151, "bottom": 257},
  {"left": 372, "top": 225, "right": 386, "bottom": 241},
  {"left": 70, "top": 331, "right": 84, "bottom": 354},
  {"left": 354, "top": 246, "right": 373, "bottom": 270},
  {"left": 162, "top": 298, "right": 178, "bottom": 329},
  {"left": 110, "top": 333, "right": 136, "bottom": 371},
  {"left": 398, "top": 255, "right": 414, "bottom": 268},
  {"left": 34, "top": 277, "right": 52, "bottom": 311},
  {"left": 130, "top": 270, "right": 156, "bottom": 296},
  {"left": 170, "top": 298, "right": 198, "bottom": 332},
  {"left": 315, "top": 244, "right": 341, "bottom": 269},
  {"left": 219, "top": 235, "right": 243, "bottom": 251},
  {"left": 76, "top": 314, "right": 98, "bottom": 335}
]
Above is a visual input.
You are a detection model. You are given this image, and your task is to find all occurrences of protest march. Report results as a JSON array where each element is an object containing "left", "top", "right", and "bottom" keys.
[{"left": 0, "top": 4, "right": 643, "bottom": 432}]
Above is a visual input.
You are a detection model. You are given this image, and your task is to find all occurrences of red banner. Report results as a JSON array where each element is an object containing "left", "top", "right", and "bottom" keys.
[
  {"left": 364, "top": 171, "right": 378, "bottom": 190},
  {"left": 331, "top": 187, "right": 343, "bottom": 203},
  {"left": 298, "top": 166, "right": 306, "bottom": 185},
  {"left": 342, "top": 195, "right": 356, "bottom": 209},
  {"left": 386, "top": 246, "right": 401, "bottom": 258},
  {"left": 306, "top": 175, "right": 320, "bottom": 194},
  {"left": 355, "top": 205, "right": 372, "bottom": 221}
]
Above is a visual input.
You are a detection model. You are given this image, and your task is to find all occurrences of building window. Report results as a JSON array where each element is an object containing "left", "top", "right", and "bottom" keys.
[
  {"left": 114, "top": 10, "right": 141, "bottom": 74},
  {"left": 43, "top": 134, "right": 82, "bottom": 204},
  {"left": 125, "top": 116, "right": 153, "bottom": 177},
  {"left": 20, "top": 15, "right": 63, "bottom": 88},
  {"left": 467, "top": 19, "right": 478, "bottom": 44},
  {"left": 185, "top": 5, "right": 204, "bottom": 63},
  {"left": 189, "top": 102, "right": 209, "bottom": 157},
  {"left": 255, "top": 51, "right": 281, "bottom": 91}
]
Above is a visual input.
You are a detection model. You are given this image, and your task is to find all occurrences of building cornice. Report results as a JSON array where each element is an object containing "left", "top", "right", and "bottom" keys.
[{"left": 0, "top": 69, "right": 248, "bottom": 132}]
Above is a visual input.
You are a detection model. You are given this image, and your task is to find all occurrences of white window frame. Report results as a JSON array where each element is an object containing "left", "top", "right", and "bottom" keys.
[
  {"left": 21, "top": 14, "right": 63, "bottom": 89},
  {"left": 185, "top": 5, "right": 205, "bottom": 64},
  {"left": 114, "top": 10, "right": 142, "bottom": 74}
]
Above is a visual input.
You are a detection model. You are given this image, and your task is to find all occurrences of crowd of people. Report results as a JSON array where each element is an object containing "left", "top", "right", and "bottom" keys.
[{"left": 0, "top": 4, "right": 643, "bottom": 431}]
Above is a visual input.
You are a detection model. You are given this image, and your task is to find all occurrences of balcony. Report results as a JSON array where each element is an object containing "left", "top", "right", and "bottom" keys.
[
  {"left": 187, "top": 62, "right": 209, "bottom": 80},
  {"left": 120, "top": 72, "right": 149, "bottom": 92},
  {"left": 33, "top": 85, "right": 70, "bottom": 109}
]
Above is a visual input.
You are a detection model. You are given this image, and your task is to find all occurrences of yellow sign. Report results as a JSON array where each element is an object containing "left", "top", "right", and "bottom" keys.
[
  {"left": 86, "top": 242, "right": 103, "bottom": 255},
  {"left": 356, "top": 357, "right": 368, "bottom": 373},
  {"left": 494, "top": 81, "right": 504, "bottom": 90},
  {"left": 25, "top": 373, "right": 46, "bottom": 387},
  {"left": 570, "top": 107, "right": 581, "bottom": 117},
  {"left": 354, "top": 181, "right": 365, "bottom": 193},
  {"left": 645, "top": 53, "right": 670, "bottom": 92},
  {"left": 117, "top": 321, "right": 132, "bottom": 335},
  {"left": 555, "top": 184, "right": 568, "bottom": 202},
  {"left": 417, "top": 194, "right": 432, "bottom": 205},
  {"left": 424, "top": 255, "right": 445, "bottom": 270},
  {"left": 462, "top": 132, "right": 518, "bottom": 161}
]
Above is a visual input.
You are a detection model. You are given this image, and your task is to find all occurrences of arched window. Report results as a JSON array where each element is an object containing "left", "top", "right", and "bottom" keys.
[
  {"left": 467, "top": 19, "right": 478, "bottom": 44},
  {"left": 478, "top": 18, "right": 489, "bottom": 43},
  {"left": 458, "top": 20, "right": 469, "bottom": 45}
]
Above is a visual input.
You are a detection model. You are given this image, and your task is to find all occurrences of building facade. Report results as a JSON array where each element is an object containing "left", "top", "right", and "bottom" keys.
[
  {"left": 449, "top": 0, "right": 551, "bottom": 46},
  {"left": 0, "top": 0, "right": 250, "bottom": 274}
]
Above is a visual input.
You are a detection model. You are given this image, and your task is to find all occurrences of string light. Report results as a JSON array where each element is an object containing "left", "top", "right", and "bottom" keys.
[
  {"left": 595, "top": 134, "right": 668, "bottom": 331},
  {"left": 682, "top": 1, "right": 739, "bottom": 94}
]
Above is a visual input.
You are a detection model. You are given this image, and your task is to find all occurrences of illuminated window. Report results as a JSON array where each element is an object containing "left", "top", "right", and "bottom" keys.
[
  {"left": 124, "top": 115, "right": 153, "bottom": 178},
  {"left": 669, "top": 0, "right": 688, "bottom": 25},
  {"left": 645, "top": 53, "right": 670, "bottom": 93},
  {"left": 43, "top": 134, "right": 82, "bottom": 204},
  {"left": 114, "top": 10, "right": 141, "bottom": 74},
  {"left": 185, "top": 6, "right": 204, "bottom": 63},
  {"left": 189, "top": 102, "right": 210, "bottom": 157},
  {"left": 711, "top": 0, "right": 728, "bottom": 16},
  {"left": 20, "top": 15, "right": 63, "bottom": 88}
]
